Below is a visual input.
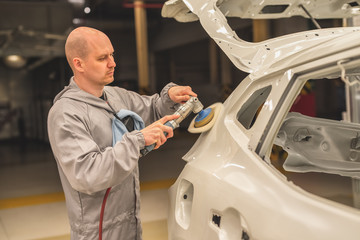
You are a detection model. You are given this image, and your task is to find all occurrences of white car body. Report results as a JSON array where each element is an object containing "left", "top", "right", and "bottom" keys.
[{"left": 162, "top": 0, "right": 360, "bottom": 239}]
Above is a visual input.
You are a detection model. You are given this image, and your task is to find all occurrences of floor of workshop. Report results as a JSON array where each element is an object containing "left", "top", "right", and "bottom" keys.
[{"left": 0, "top": 129, "right": 358, "bottom": 240}]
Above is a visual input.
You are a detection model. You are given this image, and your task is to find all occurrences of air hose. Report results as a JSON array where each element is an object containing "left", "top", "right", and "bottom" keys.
[{"left": 99, "top": 187, "right": 111, "bottom": 240}]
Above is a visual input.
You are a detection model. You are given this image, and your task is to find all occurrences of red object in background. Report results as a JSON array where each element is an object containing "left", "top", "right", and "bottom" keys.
[{"left": 290, "top": 92, "right": 316, "bottom": 117}]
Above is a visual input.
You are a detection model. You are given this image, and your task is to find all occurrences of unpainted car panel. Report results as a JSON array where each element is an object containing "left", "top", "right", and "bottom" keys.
[
  {"left": 163, "top": 0, "right": 360, "bottom": 22},
  {"left": 171, "top": 66, "right": 360, "bottom": 240},
  {"left": 170, "top": 136, "right": 360, "bottom": 239},
  {"left": 165, "top": 0, "right": 360, "bottom": 74},
  {"left": 275, "top": 112, "right": 360, "bottom": 178},
  {"left": 163, "top": 0, "right": 360, "bottom": 239}
]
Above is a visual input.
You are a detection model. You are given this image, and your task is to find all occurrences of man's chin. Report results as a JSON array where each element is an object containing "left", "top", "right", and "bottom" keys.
[{"left": 105, "top": 76, "right": 115, "bottom": 85}]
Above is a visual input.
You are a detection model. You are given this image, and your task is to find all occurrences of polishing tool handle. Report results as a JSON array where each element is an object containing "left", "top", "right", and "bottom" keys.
[{"left": 140, "top": 121, "right": 174, "bottom": 156}]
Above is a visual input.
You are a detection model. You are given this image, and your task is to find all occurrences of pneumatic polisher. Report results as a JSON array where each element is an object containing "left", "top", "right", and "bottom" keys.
[{"left": 140, "top": 96, "right": 215, "bottom": 156}]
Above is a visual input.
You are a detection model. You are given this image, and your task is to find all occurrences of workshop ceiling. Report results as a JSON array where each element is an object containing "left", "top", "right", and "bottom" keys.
[{"left": 0, "top": 0, "right": 165, "bottom": 58}]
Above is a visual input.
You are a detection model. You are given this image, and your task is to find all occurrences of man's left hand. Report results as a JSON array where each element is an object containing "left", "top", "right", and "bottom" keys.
[{"left": 168, "top": 86, "right": 197, "bottom": 104}]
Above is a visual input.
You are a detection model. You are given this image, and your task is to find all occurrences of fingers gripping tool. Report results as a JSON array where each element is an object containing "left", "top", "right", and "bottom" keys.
[{"left": 140, "top": 96, "right": 203, "bottom": 156}]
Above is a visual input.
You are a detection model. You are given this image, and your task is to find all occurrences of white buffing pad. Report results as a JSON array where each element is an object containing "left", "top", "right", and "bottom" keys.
[{"left": 188, "top": 102, "right": 223, "bottom": 133}]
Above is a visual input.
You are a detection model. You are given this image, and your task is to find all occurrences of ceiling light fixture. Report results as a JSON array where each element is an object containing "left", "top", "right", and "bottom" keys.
[
  {"left": 68, "top": 0, "right": 85, "bottom": 5},
  {"left": 84, "top": 6, "right": 91, "bottom": 14},
  {"left": 3, "top": 55, "right": 27, "bottom": 69}
]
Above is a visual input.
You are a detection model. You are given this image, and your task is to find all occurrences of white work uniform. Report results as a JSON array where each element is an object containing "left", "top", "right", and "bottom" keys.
[{"left": 47, "top": 78, "right": 178, "bottom": 239}]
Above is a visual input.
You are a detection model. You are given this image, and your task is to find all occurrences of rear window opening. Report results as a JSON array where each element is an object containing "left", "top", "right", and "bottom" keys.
[{"left": 269, "top": 76, "right": 360, "bottom": 210}]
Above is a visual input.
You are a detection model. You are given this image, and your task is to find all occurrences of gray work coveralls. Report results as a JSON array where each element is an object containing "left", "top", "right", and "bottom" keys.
[{"left": 47, "top": 78, "right": 178, "bottom": 239}]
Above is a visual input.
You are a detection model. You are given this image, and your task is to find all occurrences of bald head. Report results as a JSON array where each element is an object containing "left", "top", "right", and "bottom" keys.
[{"left": 65, "top": 27, "right": 109, "bottom": 70}]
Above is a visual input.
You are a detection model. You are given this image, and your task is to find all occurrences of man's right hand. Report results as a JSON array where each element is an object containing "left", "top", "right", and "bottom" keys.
[{"left": 140, "top": 114, "right": 180, "bottom": 149}]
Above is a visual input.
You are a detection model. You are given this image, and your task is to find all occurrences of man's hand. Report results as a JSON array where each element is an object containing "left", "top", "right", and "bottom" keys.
[
  {"left": 140, "top": 114, "right": 180, "bottom": 149},
  {"left": 168, "top": 86, "right": 197, "bottom": 104}
]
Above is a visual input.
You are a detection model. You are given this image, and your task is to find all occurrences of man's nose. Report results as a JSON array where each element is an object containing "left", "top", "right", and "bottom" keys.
[{"left": 108, "top": 58, "right": 116, "bottom": 68}]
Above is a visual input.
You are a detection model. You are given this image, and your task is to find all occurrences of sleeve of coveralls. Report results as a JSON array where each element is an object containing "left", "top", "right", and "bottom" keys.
[{"left": 118, "top": 82, "right": 180, "bottom": 125}]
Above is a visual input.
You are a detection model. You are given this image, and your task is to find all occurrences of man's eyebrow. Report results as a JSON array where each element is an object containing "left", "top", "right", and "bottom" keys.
[
  {"left": 97, "top": 54, "right": 108, "bottom": 58},
  {"left": 98, "top": 52, "right": 114, "bottom": 58}
]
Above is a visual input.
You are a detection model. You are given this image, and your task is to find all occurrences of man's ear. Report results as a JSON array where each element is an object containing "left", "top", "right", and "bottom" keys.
[{"left": 73, "top": 58, "right": 84, "bottom": 72}]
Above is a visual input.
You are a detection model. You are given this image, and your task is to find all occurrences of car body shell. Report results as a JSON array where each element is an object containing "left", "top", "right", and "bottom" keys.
[{"left": 162, "top": 0, "right": 360, "bottom": 239}]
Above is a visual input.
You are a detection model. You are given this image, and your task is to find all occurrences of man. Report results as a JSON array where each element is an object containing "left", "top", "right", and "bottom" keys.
[{"left": 47, "top": 27, "right": 197, "bottom": 239}]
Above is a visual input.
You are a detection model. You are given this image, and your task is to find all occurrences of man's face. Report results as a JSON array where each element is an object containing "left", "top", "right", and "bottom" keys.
[{"left": 81, "top": 34, "right": 116, "bottom": 87}]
